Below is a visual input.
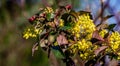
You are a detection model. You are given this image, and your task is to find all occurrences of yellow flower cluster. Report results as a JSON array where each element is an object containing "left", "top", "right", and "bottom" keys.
[
  {"left": 99, "top": 29, "right": 108, "bottom": 38},
  {"left": 79, "top": 52, "right": 95, "bottom": 60},
  {"left": 23, "top": 28, "right": 41, "bottom": 39},
  {"left": 77, "top": 39, "right": 92, "bottom": 51},
  {"left": 109, "top": 31, "right": 120, "bottom": 52},
  {"left": 44, "top": 7, "right": 53, "bottom": 13},
  {"left": 77, "top": 39, "right": 95, "bottom": 60},
  {"left": 68, "top": 39, "right": 96, "bottom": 60},
  {"left": 70, "top": 13, "right": 95, "bottom": 39}
]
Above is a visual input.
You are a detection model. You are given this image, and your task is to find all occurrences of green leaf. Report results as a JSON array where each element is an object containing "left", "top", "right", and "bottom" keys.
[
  {"left": 70, "top": 10, "right": 79, "bottom": 18},
  {"left": 60, "top": 26, "right": 71, "bottom": 30},
  {"left": 51, "top": 48, "right": 64, "bottom": 59},
  {"left": 46, "top": 13, "right": 54, "bottom": 20},
  {"left": 61, "top": 13, "right": 70, "bottom": 22},
  {"left": 108, "top": 24, "right": 116, "bottom": 31},
  {"left": 46, "top": 13, "right": 51, "bottom": 20}
]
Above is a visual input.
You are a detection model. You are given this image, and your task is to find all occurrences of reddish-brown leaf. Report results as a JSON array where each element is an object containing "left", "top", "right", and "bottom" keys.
[
  {"left": 94, "top": 46, "right": 108, "bottom": 56},
  {"left": 57, "top": 34, "right": 68, "bottom": 45},
  {"left": 92, "top": 30, "right": 104, "bottom": 41}
]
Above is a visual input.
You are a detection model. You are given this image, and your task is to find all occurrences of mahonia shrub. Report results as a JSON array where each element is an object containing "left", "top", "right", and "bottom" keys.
[{"left": 23, "top": 5, "right": 119, "bottom": 66}]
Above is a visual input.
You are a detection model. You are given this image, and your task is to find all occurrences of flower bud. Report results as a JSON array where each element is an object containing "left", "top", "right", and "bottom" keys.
[
  {"left": 65, "top": 4, "right": 72, "bottom": 10},
  {"left": 28, "top": 16, "right": 36, "bottom": 24}
]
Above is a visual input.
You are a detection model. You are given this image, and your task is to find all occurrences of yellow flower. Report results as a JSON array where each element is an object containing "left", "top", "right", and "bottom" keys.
[
  {"left": 109, "top": 31, "right": 120, "bottom": 52},
  {"left": 117, "top": 56, "right": 120, "bottom": 60},
  {"left": 75, "top": 33, "right": 80, "bottom": 38},
  {"left": 99, "top": 29, "right": 108, "bottom": 38},
  {"left": 23, "top": 33, "right": 29, "bottom": 39},
  {"left": 59, "top": 19, "right": 64, "bottom": 27},
  {"left": 44, "top": 7, "right": 53, "bottom": 13},
  {"left": 23, "top": 28, "right": 41, "bottom": 39},
  {"left": 77, "top": 39, "right": 92, "bottom": 51},
  {"left": 80, "top": 54, "right": 84, "bottom": 57},
  {"left": 34, "top": 29, "right": 39, "bottom": 34},
  {"left": 32, "top": 34, "right": 37, "bottom": 37}
]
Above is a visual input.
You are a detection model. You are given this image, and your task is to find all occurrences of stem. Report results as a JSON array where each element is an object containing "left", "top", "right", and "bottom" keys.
[{"left": 49, "top": 51, "right": 60, "bottom": 66}]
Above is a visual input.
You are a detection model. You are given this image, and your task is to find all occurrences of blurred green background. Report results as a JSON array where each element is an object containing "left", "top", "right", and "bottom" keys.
[
  {"left": 0, "top": 0, "right": 50, "bottom": 66},
  {"left": 0, "top": 0, "right": 120, "bottom": 66}
]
